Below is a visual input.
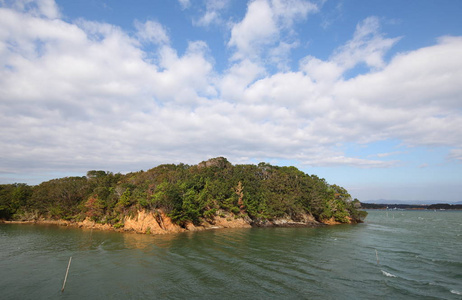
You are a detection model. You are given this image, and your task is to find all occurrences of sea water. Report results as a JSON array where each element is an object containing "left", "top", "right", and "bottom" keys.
[{"left": 0, "top": 210, "right": 461, "bottom": 299}]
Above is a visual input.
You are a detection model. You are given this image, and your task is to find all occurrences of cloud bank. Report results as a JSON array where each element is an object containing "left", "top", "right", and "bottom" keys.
[{"left": 1, "top": 0, "right": 461, "bottom": 183}]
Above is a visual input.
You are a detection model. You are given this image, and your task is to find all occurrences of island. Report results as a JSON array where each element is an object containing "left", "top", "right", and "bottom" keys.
[{"left": 0, "top": 157, "right": 367, "bottom": 234}]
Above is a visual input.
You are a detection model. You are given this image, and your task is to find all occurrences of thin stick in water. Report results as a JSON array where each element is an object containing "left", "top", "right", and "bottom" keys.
[
  {"left": 61, "top": 256, "right": 72, "bottom": 293},
  {"left": 375, "top": 249, "right": 380, "bottom": 265}
]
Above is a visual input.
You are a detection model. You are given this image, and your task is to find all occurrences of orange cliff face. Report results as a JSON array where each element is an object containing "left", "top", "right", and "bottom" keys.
[
  {"left": 5, "top": 209, "right": 328, "bottom": 234},
  {"left": 122, "top": 209, "right": 252, "bottom": 234},
  {"left": 3, "top": 209, "right": 253, "bottom": 234},
  {"left": 123, "top": 210, "right": 184, "bottom": 234}
]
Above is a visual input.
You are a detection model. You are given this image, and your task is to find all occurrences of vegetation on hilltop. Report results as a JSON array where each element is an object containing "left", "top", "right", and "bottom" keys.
[{"left": 0, "top": 157, "right": 367, "bottom": 226}]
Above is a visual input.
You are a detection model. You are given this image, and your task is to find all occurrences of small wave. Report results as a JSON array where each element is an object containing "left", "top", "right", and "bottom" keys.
[
  {"left": 381, "top": 270, "right": 397, "bottom": 278},
  {"left": 451, "top": 290, "right": 462, "bottom": 295}
]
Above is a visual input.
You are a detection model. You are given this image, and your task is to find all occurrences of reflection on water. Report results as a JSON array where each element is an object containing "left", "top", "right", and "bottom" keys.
[{"left": 1, "top": 211, "right": 461, "bottom": 299}]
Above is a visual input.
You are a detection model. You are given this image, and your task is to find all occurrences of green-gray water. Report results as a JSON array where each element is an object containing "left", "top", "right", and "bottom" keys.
[{"left": 1, "top": 210, "right": 461, "bottom": 299}]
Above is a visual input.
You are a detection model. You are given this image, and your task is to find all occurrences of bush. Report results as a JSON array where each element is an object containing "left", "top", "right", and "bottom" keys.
[{"left": 113, "top": 222, "right": 124, "bottom": 229}]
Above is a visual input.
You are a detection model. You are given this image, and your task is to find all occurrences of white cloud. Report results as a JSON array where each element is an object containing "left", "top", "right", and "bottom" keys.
[
  {"left": 270, "top": 0, "right": 318, "bottom": 28},
  {"left": 448, "top": 149, "right": 462, "bottom": 162},
  {"left": 341, "top": 36, "right": 462, "bottom": 108},
  {"left": 196, "top": 10, "right": 219, "bottom": 27},
  {"left": 332, "top": 16, "right": 400, "bottom": 71},
  {"left": 268, "top": 41, "right": 299, "bottom": 71},
  {"left": 220, "top": 59, "right": 266, "bottom": 101},
  {"left": 178, "top": 0, "right": 191, "bottom": 9},
  {"left": 333, "top": 36, "right": 462, "bottom": 148},
  {"left": 374, "top": 151, "right": 405, "bottom": 158},
  {"left": 8, "top": 0, "right": 59, "bottom": 18},
  {"left": 194, "top": 0, "right": 230, "bottom": 27},
  {"left": 154, "top": 41, "right": 216, "bottom": 103},
  {"left": 300, "top": 55, "right": 343, "bottom": 82},
  {"left": 0, "top": 4, "right": 216, "bottom": 176},
  {"left": 228, "top": 0, "right": 277, "bottom": 60},
  {"left": 228, "top": 0, "right": 317, "bottom": 66},
  {"left": 135, "top": 20, "right": 170, "bottom": 45},
  {"left": 1, "top": 1, "right": 461, "bottom": 184},
  {"left": 300, "top": 16, "right": 400, "bottom": 83},
  {"left": 36, "top": 0, "right": 59, "bottom": 18},
  {"left": 302, "top": 155, "right": 399, "bottom": 168}
]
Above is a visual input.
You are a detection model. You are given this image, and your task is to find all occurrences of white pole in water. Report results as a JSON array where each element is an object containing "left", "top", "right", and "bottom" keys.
[
  {"left": 375, "top": 249, "right": 380, "bottom": 265},
  {"left": 61, "top": 257, "right": 72, "bottom": 293}
]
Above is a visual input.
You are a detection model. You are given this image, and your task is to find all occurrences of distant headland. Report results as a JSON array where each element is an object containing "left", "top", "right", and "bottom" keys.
[
  {"left": 361, "top": 202, "right": 462, "bottom": 210},
  {"left": 0, "top": 157, "right": 367, "bottom": 234}
]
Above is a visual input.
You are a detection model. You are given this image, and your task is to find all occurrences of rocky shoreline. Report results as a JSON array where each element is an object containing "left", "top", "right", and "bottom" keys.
[{"left": 1, "top": 209, "right": 344, "bottom": 235}]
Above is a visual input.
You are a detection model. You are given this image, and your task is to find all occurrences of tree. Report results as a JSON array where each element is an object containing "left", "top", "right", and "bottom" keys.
[
  {"left": 0, "top": 184, "right": 32, "bottom": 219},
  {"left": 84, "top": 195, "right": 105, "bottom": 221}
]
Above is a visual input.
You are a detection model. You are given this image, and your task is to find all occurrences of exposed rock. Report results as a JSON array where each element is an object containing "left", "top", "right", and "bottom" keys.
[
  {"left": 251, "top": 212, "right": 320, "bottom": 227},
  {"left": 123, "top": 210, "right": 184, "bottom": 234},
  {"left": 197, "top": 157, "right": 231, "bottom": 169},
  {"left": 210, "top": 213, "right": 252, "bottom": 229},
  {"left": 78, "top": 219, "right": 113, "bottom": 231},
  {"left": 123, "top": 210, "right": 252, "bottom": 233},
  {"left": 184, "top": 222, "right": 204, "bottom": 231},
  {"left": 321, "top": 217, "right": 342, "bottom": 225},
  {"left": 4, "top": 209, "right": 332, "bottom": 235}
]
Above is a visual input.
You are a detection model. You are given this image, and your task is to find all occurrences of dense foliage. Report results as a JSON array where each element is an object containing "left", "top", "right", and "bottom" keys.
[{"left": 0, "top": 158, "right": 367, "bottom": 225}]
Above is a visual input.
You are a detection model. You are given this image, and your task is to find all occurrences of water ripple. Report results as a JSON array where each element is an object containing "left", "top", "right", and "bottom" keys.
[{"left": 1, "top": 211, "right": 461, "bottom": 299}]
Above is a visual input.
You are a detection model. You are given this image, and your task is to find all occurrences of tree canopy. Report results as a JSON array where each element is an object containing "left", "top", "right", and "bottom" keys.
[{"left": 0, "top": 157, "right": 367, "bottom": 225}]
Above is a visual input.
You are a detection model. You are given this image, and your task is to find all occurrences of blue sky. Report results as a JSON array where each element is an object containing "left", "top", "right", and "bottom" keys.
[{"left": 1, "top": 0, "right": 461, "bottom": 203}]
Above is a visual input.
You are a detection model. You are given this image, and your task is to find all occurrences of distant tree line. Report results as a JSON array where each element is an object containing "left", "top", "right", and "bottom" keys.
[
  {"left": 0, "top": 157, "right": 367, "bottom": 226},
  {"left": 360, "top": 202, "right": 462, "bottom": 210},
  {"left": 427, "top": 203, "right": 462, "bottom": 210}
]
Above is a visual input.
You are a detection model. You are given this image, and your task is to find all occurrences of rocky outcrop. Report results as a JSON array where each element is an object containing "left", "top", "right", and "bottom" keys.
[
  {"left": 78, "top": 218, "right": 113, "bottom": 230},
  {"left": 123, "top": 210, "right": 185, "bottom": 234},
  {"left": 320, "top": 216, "right": 356, "bottom": 225},
  {"left": 4, "top": 209, "right": 325, "bottom": 234},
  {"left": 122, "top": 209, "right": 253, "bottom": 234},
  {"left": 250, "top": 212, "right": 320, "bottom": 227},
  {"left": 197, "top": 157, "right": 231, "bottom": 169},
  {"left": 320, "top": 217, "right": 342, "bottom": 225},
  {"left": 81, "top": 209, "right": 321, "bottom": 233},
  {"left": 210, "top": 214, "right": 253, "bottom": 229}
]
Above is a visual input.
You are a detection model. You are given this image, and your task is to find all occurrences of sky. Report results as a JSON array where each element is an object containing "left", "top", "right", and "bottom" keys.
[{"left": 1, "top": 0, "right": 461, "bottom": 203}]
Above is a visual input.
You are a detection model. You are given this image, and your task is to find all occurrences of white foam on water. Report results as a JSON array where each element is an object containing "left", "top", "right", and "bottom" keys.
[
  {"left": 450, "top": 290, "right": 462, "bottom": 295},
  {"left": 381, "top": 270, "right": 397, "bottom": 278}
]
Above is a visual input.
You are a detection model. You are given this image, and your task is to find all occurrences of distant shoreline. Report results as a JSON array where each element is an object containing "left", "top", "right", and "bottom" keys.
[{"left": 361, "top": 202, "right": 462, "bottom": 210}]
